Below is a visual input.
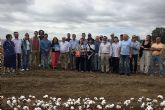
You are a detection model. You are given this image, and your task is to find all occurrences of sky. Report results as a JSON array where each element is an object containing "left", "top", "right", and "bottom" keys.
[{"left": 0, "top": 0, "right": 165, "bottom": 40}]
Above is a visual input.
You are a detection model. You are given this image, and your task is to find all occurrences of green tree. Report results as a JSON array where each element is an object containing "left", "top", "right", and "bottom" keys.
[{"left": 152, "top": 27, "right": 165, "bottom": 44}]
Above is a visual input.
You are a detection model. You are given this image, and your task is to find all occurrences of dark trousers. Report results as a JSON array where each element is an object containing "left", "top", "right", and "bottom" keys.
[
  {"left": 76, "top": 57, "right": 80, "bottom": 71},
  {"left": 80, "top": 55, "right": 86, "bottom": 71},
  {"left": 130, "top": 54, "right": 138, "bottom": 73},
  {"left": 112, "top": 57, "right": 119, "bottom": 73},
  {"left": 16, "top": 53, "right": 21, "bottom": 69},
  {"left": 86, "top": 56, "right": 94, "bottom": 71}
]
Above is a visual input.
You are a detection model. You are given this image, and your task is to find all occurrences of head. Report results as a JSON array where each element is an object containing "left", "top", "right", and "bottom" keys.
[
  {"left": 14, "top": 32, "right": 19, "bottom": 39},
  {"left": 6, "top": 34, "right": 12, "bottom": 40},
  {"left": 100, "top": 35, "right": 103, "bottom": 41},
  {"left": 72, "top": 34, "right": 76, "bottom": 40},
  {"left": 114, "top": 37, "right": 119, "bottom": 43},
  {"left": 145, "top": 35, "right": 151, "bottom": 41},
  {"left": 88, "top": 33, "right": 92, "bottom": 39},
  {"left": 52, "top": 37, "right": 59, "bottom": 44},
  {"left": 82, "top": 33, "right": 86, "bottom": 39},
  {"left": 39, "top": 30, "right": 44, "bottom": 36},
  {"left": 111, "top": 33, "right": 115, "bottom": 39},
  {"left": 123, "top": 34, "right": 129, "bottom": 41},
  {"left": 120, "top": 34, "right": 123, "bottom": 41},
  {"left": 103, "top": 36, "right": 107, "bottom": 43},
  {"left": 67, "top": 33, "right": 71, "bottom": 38},
  {"left": 44, "top": 33, "right": 48, "bottom": 39},
  {"left": 132, "top": 35, "right": 137, "bottom": 42},
  {"left": 25, "top": 33, "right": 29, "bottom": 40},
  {"left": 34, "top": 31, "right": 38, "bottom": 36},
  {"left": 156, "top": 37, "right": 161, "bottom": 43},
  {"left": 80, "top": 38, "right": 84, "bottom": 44},
  {"left": 95, "top": 36, "right": 100, "bottom": 41},
  {"left": 62, "top": 37, "right": 66, "bottom": 42}
]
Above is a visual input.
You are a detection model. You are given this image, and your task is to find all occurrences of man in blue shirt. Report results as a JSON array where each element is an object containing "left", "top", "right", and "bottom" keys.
[
  {"left": 119, "top": 34, "right": 132, "bottom": 76},
  {"left": 40, "top": 33, "right": 51, "bottom": 69}
]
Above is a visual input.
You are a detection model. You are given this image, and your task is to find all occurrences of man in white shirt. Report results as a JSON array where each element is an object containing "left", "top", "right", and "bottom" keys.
[
  {"left": 12, "top": 32, "right": 22, "bottom": 70},
  {"left": 99, "top": 36, "right": 112, "bottom": 73},
  {"left": 60, "top": 37, "right": 70, "bottom": 70},
  {"left": 69, "top": 34, "right": 78, "bottom": 70}
]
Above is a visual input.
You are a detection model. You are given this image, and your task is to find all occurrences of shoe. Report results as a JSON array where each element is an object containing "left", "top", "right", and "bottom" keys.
[
  {"left": 20, "top": 69, "right": 25, "bottom": 72},
  {"left": 26, "top": 68, "right": 29, "bottom": 71}
]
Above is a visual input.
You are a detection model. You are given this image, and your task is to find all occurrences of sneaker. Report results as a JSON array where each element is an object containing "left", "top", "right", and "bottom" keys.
[
  {"left": 26, "top": 68, "right": 29, "bottom": 71},
  {"left": 20, "top": 69, "right": 25, "bottom": 72}
]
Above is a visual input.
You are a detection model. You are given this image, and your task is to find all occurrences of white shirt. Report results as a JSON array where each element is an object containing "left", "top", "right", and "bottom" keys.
[
  {"left": 69, "top": 39, "right": 79, "bottom": 49},
  {"left": 13, "top": 39, "right": 22, "bottom": 53},
  {"left": 26, "top": 40, "right": 30, "bottom": 50},
  {"left": 112, "top": 42, "right": 120, "bottom": 57},
  {"left": 99, "top": 42, "right": 112, "bottom": 56},
  {"left": 86, "top": 44, "right": 95, "bottom": 51},
  {"left": 60, "top": 41, "right": 70, "bottom": 53}
]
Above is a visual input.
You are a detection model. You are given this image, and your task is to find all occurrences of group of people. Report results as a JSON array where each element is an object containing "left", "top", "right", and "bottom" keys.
[{"left": 0, "top": 30, "right": 165, "bottom": 77}]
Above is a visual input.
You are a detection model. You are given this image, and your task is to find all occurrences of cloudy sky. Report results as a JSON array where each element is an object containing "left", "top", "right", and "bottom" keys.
[{"left": 0, "top": 0, "right": 165, "bottom": 39}]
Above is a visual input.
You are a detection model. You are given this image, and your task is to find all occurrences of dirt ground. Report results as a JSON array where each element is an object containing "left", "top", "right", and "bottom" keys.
[{"left": 1, "top": 70, "right": 165, "bottom": 102}]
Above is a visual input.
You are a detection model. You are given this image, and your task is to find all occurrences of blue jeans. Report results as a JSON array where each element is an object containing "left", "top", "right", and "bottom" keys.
[
  {"left": 130, "top": 54, "right": 138, "bottom": 73},
  {"left": 41, "top": 52, "right": 49, "bottom": 68},
  {"left": 119, "top": 55, "right": 130, "bottom": 74},
  {"left": 22, "top": 50, "right": 30, "bottom": 69},
  {"left": 93, "top": 53, "right": 101, "bottom": 71},
  {"left": 150, "top": 55, "right": 163, "bottom": 76}
]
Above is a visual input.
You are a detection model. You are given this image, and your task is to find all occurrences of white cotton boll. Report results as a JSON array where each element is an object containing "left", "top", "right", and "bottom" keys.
[
  {"left": 43, "top": 95, "right": 49, "bottom": 99},
  {"left": 158, "top": 95, "right": 164, "bottom": 100},
  {"left": 63, "top": 103, "right": 69, "bottom": 107},
  {"left": 138, "top": 98, "right": 143, "bottom": 103},
  {"left": 99, "top": 97, "right": 105, "bottom": 100},
  {"left": 141, "top": 102, "right": 145, "bottom": 108},
  {"left": 7, "top": 100, "right": 12, "bottom": 107},
  {"left": 97, "top": 105, "right": 102, "bottom": 109},
  {"left": 116, "top": 105, "right": 121, "bottom": 109},
  {"left": 12, "top": 96, "right": 16, "bottom": 100},
  {"left": 26, "top": 98, "right": 31, "bottom": 103},
  {"left": 146, "top": 98, "right": 152, "bottom": 102},
  {"left": 32, "top": 96, "right": 36, "bottom": 99},
  {"left": 20, "top": 96, "right": 25, "bottom": 100},
  {"left": 23, "top": 106, "right": 29, "bottom": 110},
  {"left": 145, "top": 105, "right": 153, "bottom": 110},
  {"left": 105, "top": 104, "right": 115, "bottom": 109},
  {"left": 17, "top": 105, "right": 21, "bottom": 108},
  {"left": 130, "top": 98, "right": 134, "bottom": 101},
  {"left": 53, "top": 106, "right": 57, "bottom": 110},
  {"left": 94, "top": 97, "right": 98, "bottom": 101},
  {"left": 0, "top": 96, "right": 4, "bottom": 99},
  {"left": 70, "top": 106, "right": 74, "bottom": 110},
  {"left": 152, "top": 99, "right": 158, "bottom": 103},
  {"left": 14, "top": 107, "right": 18, "bottom": 110},
  {"left": 34, "top": 107, "right": 42, "bottom": 110},
  {"left": 101, "top": 100, "right": 106, "bottom": 105},
  {"left": 86, "top": 104, "right": 90, "bottom": 108},
  {"left": 12, "top": 99, "right": 17, "bottom": 105},
  {"left": 124, "top": 100, "right": 131, "bottom": 106},
  {"left": 160, "top": 101, "right": 165, "bottom": 106},
  {"left": 78, "top": 106, "right": 82, "bottom": 110}
]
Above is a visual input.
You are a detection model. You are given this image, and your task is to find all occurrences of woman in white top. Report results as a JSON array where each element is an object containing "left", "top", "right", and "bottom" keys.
[
  {"left": 112, "top": 37, "right": 120, "bottom": 73},
  {"left": 21, "top": 33, "right": 31, "bottom": 71}
]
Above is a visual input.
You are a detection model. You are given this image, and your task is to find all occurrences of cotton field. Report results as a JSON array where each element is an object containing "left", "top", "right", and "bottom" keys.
[{"left": 1, "top": 95, "right": 165, "bottom": 110}]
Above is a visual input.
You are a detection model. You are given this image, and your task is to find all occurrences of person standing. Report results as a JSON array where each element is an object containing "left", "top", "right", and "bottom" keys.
[
  {"left": 99, "top": 36, "right": 112, "bottom": 73},
  {"left": 86, "top": 39, "right": 95, "bottom": 72},
  {"left": 130, "top": 35, "right": 140, "bottom": 73},
  {"left": 13, "top": 32, "right": 22, "bottom": 71},
  {"left": 51, "top": 37, "right": 60, "bottom": 69},
  {"left": 140, "top": 35, "right": 152, "bottom": 74},
  {"left": 31, "top": 31, "right": 40, "bottom": 68},
  {"left": 59, "top": 37, "right": 70, "bottom": 70},
  {"left": 111, "top": 37, "right": 120, "bottom": 73},
  {"left": 94, "top": 36, "right": 101, "bottom": 71},
  {"left": 21, "top": 33, "right": 31, "bottom": 71},
  {"left": 3, "top": 34, "right": 16, "bottom": 73},
  {"left": 119, "top": 34, "right": 132, "bottom": 76},
  {"left": 40, "top": 33, "right": 51, "bottom": 69},
  {"left": 150, "top": 37, "right": 165, "bottom": 77},
  {"left": 69, "top": 34, "right": 78, "bottom": 70}
]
